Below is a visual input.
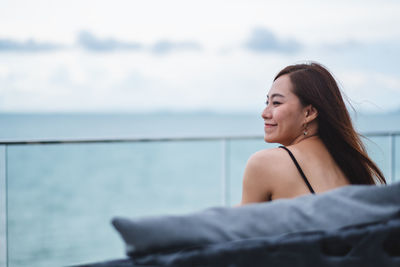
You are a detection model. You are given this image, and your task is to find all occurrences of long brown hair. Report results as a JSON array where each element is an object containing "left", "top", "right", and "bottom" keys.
[{"left": 275, "top": 62, "right": 386, "bottom": 185}]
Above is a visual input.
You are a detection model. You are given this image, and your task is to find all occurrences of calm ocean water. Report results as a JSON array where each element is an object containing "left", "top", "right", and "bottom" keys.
[{"left": 1, "top": 111, "right": 399, "bottom": 266}]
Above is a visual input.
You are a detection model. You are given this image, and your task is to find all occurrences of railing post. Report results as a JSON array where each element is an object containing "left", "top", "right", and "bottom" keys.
[
  {"left": 390, "top": 134, "right": 396, "bottom": 183},
  {"left": 0, "top": 145, "right": 7, "bottom": 267},
  {"left": 221, "top": 139, "right": 230, "bottom": 206}
]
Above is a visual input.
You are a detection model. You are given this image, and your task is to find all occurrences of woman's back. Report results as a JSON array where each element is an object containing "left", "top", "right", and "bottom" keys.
[
  {"left": 271, "top": 136, "right": 350, "bottom": 199},
  {"left": 241, "top": 136, "right": 350, "bottom": 203}
]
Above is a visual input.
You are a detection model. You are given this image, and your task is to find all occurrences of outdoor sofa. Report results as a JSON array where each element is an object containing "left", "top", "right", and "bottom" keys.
[{"left": 74, "top": 182, "right": 400, "bottom": 267}]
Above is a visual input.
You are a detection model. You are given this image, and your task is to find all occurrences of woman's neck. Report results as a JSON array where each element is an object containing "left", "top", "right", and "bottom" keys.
[
  {"left": 288, "top": 120, "right": 319, "bottom": 146},
  {"left": 288, "top": 133, "right": 320, "bottom": 146}
]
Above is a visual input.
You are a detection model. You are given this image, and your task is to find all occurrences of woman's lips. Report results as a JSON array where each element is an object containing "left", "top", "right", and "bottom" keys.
[{"left": 264, "top": 123, "right": 277, "bottom": 130}]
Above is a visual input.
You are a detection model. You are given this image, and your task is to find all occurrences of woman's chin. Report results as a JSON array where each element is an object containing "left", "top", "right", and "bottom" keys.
[{"left": 264, "top": 135, "right": 274, "bottom": 143}]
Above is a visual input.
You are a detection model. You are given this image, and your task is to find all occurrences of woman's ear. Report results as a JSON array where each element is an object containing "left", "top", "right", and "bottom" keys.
[{"left": 305, "top": 105, "right": 318, "bottom": 123}]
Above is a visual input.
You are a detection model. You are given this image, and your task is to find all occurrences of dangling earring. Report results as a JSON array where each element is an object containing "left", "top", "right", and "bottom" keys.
[{"left": 303, "top": 123, "right": 308, "bottom": 136}]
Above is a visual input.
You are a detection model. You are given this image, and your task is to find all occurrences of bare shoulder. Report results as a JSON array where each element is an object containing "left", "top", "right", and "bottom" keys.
[
  {"left": 246, "top": 147, "right": 289, "bottom": 171},
  {"left": 241, "top": 147, "right": 289, "bottom": 204}
]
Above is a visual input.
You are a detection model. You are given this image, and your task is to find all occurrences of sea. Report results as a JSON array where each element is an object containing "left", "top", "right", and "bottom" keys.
[{"left": 0, "top": 111, "right": 399, "bottom": 267}]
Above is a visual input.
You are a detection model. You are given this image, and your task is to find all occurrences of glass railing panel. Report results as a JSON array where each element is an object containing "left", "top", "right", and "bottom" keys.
[
  {"left": 6, "top": 140, "right": 222, "bottom": 267},
  {"left": 363, "top": 136, "right": 392, "bottom": 183},
  {"left": 0, "top": 145, "right": 7, "bottom": 267},
  {"left": 2, "top": 132, "right": 399, "bottom": 267},
  {"left": 394, "top": 135, "right": 399, "bottom": 183}
]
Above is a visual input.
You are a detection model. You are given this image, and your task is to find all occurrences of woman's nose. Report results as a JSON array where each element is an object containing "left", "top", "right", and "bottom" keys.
[{"left": 261, "top": 106, "right": 271, "bottom": 119}]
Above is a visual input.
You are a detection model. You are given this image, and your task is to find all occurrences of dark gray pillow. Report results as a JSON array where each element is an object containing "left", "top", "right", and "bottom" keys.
[{"left": 112, "top": 182, "right": 400, "bottom": 254}]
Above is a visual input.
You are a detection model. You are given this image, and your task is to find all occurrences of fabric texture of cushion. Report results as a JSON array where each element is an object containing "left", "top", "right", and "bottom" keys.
[
  {"left": 132, "top": 216, "right": 400, "bottom": 267},
  {"left": 76, "top": 216, "right": 400, "bottom": 266},
  {"left": 112, "top": 182, "right": 400, "bottom": 255}
]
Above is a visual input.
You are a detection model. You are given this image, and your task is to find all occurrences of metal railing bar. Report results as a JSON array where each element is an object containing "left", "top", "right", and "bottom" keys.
[
  {"left": 0, "top": 135, "right": 263, "bottom": 146},
  {"left": 390, "top": 134, "right": 396, "bottom": 183},
  {"left": 221, "top": 139, "right": 231, "bottom": 206},
  {"left": 221, "top": 140, "right": 227, "bottom": 206},
  {"left": 0, "top": 131, "right": 399, "bottom": 145},
  {"left": 0, "top": 145, "right": 7, "bottom": 267},
  {"left": 360, "top": 131, "right": 400, "bottom": 137}
]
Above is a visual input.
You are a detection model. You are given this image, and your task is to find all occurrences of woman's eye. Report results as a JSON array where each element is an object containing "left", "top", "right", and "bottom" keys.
[{"left": 265, "top": 101, "right": 281, "bottom": 106}]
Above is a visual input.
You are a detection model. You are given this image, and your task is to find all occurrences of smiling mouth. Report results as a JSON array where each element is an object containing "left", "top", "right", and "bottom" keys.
[{"left": 264, "top": 123, "right": 277, "bottom": 127}]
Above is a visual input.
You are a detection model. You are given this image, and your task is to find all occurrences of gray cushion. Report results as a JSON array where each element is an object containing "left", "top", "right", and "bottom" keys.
[{"left": 112, "top": 182, "right": 400, "bottom": 254}]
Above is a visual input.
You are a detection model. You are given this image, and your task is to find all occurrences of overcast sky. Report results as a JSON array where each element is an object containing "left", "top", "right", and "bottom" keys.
[{"left": 1, "top": 0, "right": 399, "bottom": 113}]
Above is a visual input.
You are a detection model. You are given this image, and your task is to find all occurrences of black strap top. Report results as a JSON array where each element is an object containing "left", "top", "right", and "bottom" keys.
[{"left": 279, "top": 146, "right": 315, "bottom": 194}]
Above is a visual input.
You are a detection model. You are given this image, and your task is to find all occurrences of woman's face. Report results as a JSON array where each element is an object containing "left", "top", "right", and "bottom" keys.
[{"left": 262, "top": 74, "right": 306, "bottom": 146}]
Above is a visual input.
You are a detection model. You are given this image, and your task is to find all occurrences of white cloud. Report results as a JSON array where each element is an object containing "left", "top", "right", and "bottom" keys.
[
  {"left": 0, "top": 0, "right": 399, "bottom": 113},
  {"left": 2, "top": 0, "right": 399, "bottom": 45}
]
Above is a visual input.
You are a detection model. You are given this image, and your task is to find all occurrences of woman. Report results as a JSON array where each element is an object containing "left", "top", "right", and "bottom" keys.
[{"left": 241, "top": 62, "right": 386, "bottom": 204}]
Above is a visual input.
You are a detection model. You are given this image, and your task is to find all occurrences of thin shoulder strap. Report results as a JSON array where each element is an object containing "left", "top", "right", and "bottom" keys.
[{"left": 279, "top": 146, "right": 315, "bottom": 194}]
